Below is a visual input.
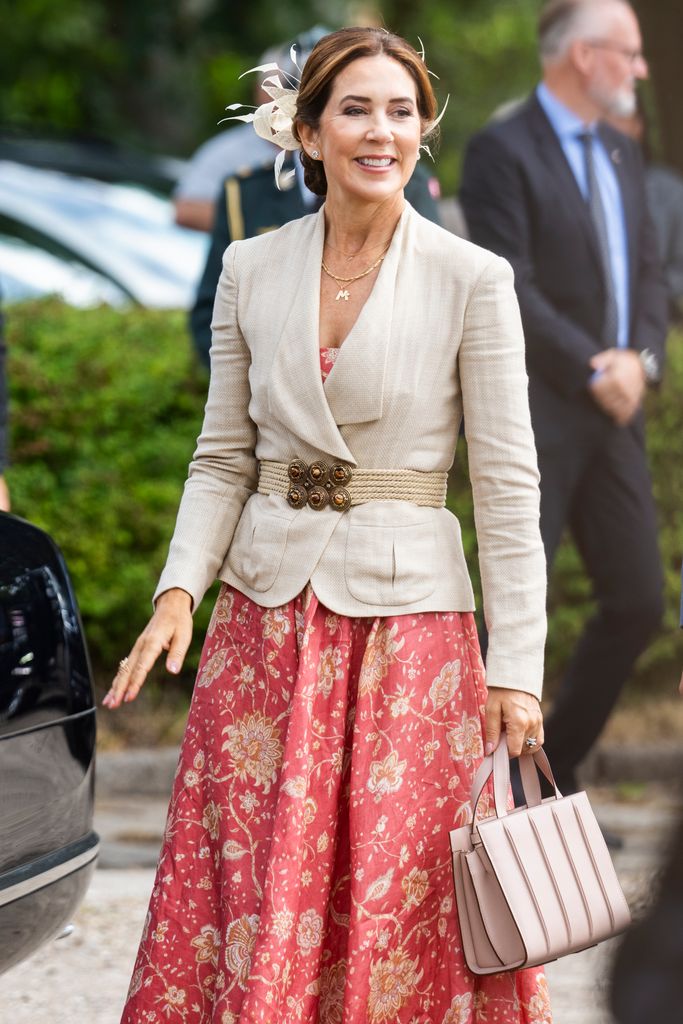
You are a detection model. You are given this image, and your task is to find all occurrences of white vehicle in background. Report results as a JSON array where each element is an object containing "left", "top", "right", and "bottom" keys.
[{"left": 0, "top": 160, "right": 209, "bottom": 309}]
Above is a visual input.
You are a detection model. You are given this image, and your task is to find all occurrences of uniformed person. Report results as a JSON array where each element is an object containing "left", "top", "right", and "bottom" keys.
[{"left": 190, "top": 156, "right": 442, "bottom": 367}]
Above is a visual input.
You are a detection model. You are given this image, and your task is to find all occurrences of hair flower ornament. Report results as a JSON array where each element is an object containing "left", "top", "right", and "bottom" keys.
[
  {"left": 414, "top": 36, "right": 449, "bottom": 162},
  {"left": 222, "top": 47, "right": 304, "bottom": 189}
]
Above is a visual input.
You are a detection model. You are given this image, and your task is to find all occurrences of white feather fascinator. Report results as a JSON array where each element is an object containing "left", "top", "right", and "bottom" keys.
[{"left": 222, "top": 45, "right": 305, "bottom": 189}]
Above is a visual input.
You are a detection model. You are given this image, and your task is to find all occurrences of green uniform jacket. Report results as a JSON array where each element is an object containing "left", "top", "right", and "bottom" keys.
[{"left": 190, "top": 161, "right": 441, "bottom": 367}]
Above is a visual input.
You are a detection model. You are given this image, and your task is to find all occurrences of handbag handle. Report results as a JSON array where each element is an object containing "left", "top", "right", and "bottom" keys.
[{"left": 469, "top": 733, "right": 562, "bottom": 837}]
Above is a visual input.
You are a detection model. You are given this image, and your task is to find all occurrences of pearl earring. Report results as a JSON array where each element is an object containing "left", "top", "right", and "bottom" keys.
[{"left": 311, "top": 150, "right": 319, "bottom": 159}]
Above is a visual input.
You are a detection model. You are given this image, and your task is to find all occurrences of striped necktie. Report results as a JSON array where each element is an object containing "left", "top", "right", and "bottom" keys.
[{"left": 578, "top": 130, "right": 620, "bottom": 345}]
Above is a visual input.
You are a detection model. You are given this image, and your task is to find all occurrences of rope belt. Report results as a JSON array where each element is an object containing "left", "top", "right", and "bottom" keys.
[{"left": 258, "top": 459, "right": 448, "bottom": 512}]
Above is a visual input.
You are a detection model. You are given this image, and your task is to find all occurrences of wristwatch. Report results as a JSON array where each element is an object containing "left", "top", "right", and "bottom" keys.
[{"left": 638, "top": 348, "right": 660, "bottom": 385}]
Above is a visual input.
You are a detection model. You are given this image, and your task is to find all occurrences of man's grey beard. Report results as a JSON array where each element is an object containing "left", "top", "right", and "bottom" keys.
[{"left": 589, "top": 82, "right": 637, "bottom": 119}]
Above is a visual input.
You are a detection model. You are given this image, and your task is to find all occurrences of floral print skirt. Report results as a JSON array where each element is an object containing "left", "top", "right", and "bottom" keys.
[{"left": 121, "top": 583, "right": 551, "bottom": 1024}]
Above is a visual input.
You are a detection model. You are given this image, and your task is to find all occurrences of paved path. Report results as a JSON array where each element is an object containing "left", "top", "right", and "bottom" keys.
[{"left": 1, "top": 787, "right": 678, "bottom": 1023}]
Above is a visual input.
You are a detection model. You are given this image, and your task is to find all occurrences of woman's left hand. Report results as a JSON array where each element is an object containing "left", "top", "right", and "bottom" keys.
[{"left": 484, "top": 686, "right": 544, "bottom": 758}]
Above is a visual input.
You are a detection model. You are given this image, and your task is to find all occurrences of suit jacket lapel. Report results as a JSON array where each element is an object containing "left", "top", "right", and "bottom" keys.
[
  {"left": 267, "top": 208, "right": 357, "bottom": 465},
  {"left": 528, "top": 96, "right": 604, "bottom": 278},
  {"left": 323, "top": 204, "right": 408, "bottom": 425}
]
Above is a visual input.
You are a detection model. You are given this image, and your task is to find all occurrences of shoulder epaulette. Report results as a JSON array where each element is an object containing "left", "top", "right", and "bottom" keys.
[{"left": 224, "top": 176, "right": 245, "bottom": 241}]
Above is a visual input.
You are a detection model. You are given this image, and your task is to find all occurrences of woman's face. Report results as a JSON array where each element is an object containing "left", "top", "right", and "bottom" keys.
[{"left": 302, "top": 54, "right": 423, "bottom": 207}]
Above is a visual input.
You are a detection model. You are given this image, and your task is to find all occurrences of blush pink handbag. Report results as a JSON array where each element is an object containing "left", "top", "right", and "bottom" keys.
[{"left": 450, "top": 735, "right": 631, "bottom": 974}]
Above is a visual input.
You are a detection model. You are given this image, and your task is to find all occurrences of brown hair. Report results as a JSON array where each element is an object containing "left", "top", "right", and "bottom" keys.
[{"left": 293, "top": 27, "right": 439, "bottom": 196}]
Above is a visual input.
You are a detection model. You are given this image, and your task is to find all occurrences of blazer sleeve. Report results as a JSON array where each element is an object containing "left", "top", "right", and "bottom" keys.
[
  {"left": 155, "top": 242, "right": 258, "bottom": 609},
  {"left": 458, "top": 255, "right": 547, "bottom": 698},
  {"left": 629, "top": 149, "right": 668, "bottom": 367},
  {"left": 657, "top": 172, "right": 683, "bottom": 315},
  {"left": 460, "top": 131, "right": 601, "bottom": 398}
]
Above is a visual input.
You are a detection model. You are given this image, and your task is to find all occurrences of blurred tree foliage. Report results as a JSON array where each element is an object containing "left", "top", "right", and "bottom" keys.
[
  {"left": 0, "top": 0, "right": 326, "bottom": 153},
  {"left": 382, "top": 0, "right": 539, "bottom": 191},
  {"left": 6, "top": 299, "right": 216, "bottom": 676},
  {"left": 2, "top": 1, "right": 682, "bottom": 188},
  {"left": 0, "top": 0, "right": 538, "bottom": 195},
  {"left": 6, "top": 300, "right": 683, "bottom": 698}
]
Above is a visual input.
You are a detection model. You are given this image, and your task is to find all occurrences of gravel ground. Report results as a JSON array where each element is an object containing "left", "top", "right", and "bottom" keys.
[
  {"left": 1, "top": 788, "right": 678, "bottom": 1023},
  {"left": 1, "top": 868, "right": 150, "bottom": 1023}
]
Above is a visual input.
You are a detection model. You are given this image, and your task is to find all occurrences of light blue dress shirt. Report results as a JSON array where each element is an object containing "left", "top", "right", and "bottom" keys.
[{"left": 537, "top": 83, "right": 630, "bottom": 347}]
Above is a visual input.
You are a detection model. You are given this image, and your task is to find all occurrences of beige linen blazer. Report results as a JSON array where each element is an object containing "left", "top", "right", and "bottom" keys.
[{"left": 155, "top": 203, "right": 547, "bottom": 697}]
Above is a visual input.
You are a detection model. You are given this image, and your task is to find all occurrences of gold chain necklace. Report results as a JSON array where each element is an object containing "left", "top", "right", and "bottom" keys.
[
  {"left": 324, "top": 238, "right": 392, "bottom": 263},
  {"left": 321, "top": 244, "right": 390, "bottom": 301}
]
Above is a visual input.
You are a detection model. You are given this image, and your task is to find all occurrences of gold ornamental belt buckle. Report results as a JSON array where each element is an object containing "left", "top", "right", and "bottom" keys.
[{"left": 287, "top": 459, "right": 352, "bottom": 512}]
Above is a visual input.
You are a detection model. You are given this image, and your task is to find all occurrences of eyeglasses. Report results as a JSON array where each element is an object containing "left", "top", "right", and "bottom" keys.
[{"left": 585, "top": 39, "right": 647, "bottom": 66}]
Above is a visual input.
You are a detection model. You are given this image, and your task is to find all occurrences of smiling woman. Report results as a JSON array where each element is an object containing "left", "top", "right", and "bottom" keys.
[
  {"left": 293, "top": 28, "right": 437, "bottom": 200},
  {"left": 289, "top": 31, "right": 439, "bottom": 348},
  {"left": 110, "top": 25, "right": 550, "bottom": 1024}
]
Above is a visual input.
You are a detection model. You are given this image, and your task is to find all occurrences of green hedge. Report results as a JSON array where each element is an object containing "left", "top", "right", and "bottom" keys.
[
  {"left": 6, "top": 300, "right": 683, "bottom": 695},
  {"left": 6, "top": 299, "right": 217, "bottom": 681}
]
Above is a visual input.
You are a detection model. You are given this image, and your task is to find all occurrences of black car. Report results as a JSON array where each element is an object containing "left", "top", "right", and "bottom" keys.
[{"left": 0, "top": 512, "right": 98, "bottom": 975}]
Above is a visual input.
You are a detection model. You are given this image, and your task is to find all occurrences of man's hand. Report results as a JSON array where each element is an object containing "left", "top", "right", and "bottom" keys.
[
  {"left": 588, "top": 348, "right": 646, "bottom": 425},
  {"left": 173, "top": 198, "right": 216, "bottom": 233}
]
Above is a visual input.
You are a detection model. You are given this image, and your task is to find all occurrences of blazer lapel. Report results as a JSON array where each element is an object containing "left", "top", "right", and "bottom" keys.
[
  {"left": 323, "top": 204, "right": 408, "bottom": 426},
  {"left": 267, "top": 208, "right": 357, "bottom": 465},
  {"left": 528, "top": 96, "right": 604, "bottom": 278}
]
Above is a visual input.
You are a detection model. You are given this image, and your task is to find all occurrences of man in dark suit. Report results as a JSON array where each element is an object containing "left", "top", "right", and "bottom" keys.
[
  {"left": 460, "top": 0, "right": 668, "bottom": 805},
  {"left": 190, "top": 158, "right": 442, "bottom": 367}
]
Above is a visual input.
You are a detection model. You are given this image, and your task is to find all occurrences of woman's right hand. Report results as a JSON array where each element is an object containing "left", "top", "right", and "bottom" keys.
[{"left": 103, "top": 588, "right": 193, "bottom": 709}]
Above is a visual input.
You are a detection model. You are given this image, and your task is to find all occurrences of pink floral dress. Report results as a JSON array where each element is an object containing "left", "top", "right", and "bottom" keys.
[{"left": 120, "top": 350, "right": 551, "bottom": 1024}]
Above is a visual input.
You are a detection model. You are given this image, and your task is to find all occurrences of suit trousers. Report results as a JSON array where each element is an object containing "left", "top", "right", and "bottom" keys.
[{"left": 538, "top": 416, "right": 664, "bottom": 794}]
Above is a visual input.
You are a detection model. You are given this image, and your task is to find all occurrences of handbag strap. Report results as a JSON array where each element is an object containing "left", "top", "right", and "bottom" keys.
[{"left": 469, "top": 734, "right": 562, "bottom": 836}]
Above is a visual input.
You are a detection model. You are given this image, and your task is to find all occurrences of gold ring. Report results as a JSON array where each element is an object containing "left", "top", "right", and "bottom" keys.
[{"left": 118, "top": 657, "right": 130, "bottom": 672}]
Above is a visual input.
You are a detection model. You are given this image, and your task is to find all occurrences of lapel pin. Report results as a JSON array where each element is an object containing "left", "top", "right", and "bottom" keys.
[{"left": 611, "top": 148, "right": 621, "bottom": 164}]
